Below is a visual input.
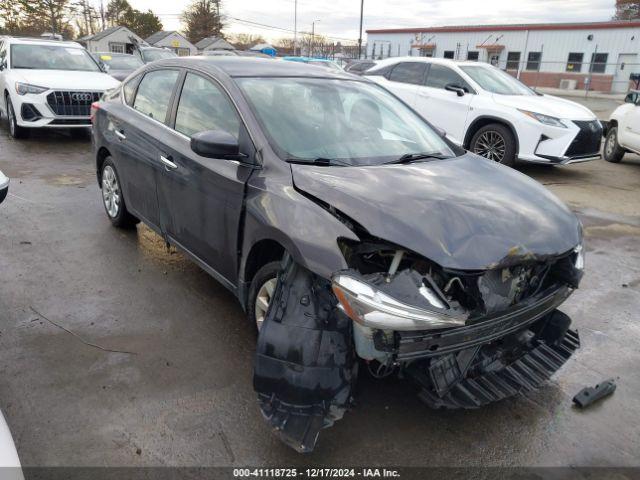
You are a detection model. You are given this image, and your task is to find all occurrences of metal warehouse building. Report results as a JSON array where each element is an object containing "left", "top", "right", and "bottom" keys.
[{"left": 366, "top": 21, "right": 640, "bottom": 93}]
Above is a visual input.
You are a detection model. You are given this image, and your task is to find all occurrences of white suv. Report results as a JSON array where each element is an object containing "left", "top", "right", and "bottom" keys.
[
  {"left": 365, "top": 57, "right": 601, "bottom": 166},
  {"left": 603, "top": 90, "right": 640, "bottom": 163},
  {"left": 0, "top": 36, "right": 120, "bottom": 138}
]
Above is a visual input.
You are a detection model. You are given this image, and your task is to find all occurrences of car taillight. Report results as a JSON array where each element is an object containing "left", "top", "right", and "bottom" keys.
[{"left": 90, "top": 102, "right": 100, "bottom": 124}]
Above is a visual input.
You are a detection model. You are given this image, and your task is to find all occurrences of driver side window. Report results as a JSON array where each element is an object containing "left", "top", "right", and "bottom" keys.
[
  {"left": 424, "top": 64, "right": 472, "bottom": 92},
  {"left": 174, "top": 73, "right": 241, "bottom": 138}
]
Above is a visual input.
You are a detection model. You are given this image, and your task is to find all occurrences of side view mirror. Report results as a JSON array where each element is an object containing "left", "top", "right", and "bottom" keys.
[
  {"left": 445, "top": 84, "right": 465, "bottom": 97},
  {"left": 191, "top": 130, "right": 241, "bottom": 159},
  {"left": 0, "top": 170, "right": 9, "bottom": 205},
  {"left": 0, "top": 61, "right": 5, "bottom": 71}
]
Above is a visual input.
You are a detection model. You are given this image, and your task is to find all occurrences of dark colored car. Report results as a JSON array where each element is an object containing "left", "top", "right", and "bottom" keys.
[
  {"left": 93, "top": 52, "right": 144, "bottom": 81},
  {"left": 92, "top": 57, "right": 584, "bottom": 453}
]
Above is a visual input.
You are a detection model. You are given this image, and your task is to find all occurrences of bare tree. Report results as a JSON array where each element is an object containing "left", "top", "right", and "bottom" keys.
[
  {"left": 229, "top": 33, "right": 265, "bottom": 50},
  {"left": 614, "top": 0, "right": 640, "bottom": 19}
]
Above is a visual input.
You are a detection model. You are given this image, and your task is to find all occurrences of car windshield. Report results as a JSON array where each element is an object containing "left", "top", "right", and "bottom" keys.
[
  {"left": 11, "top": 44, "right": 100, "bottom": 71},
  {"left": 460, "top": 65, "right": 534, "bottom": 95},
  {"left": 237, "top": 77, "right": 456, "bottom": 165},
  {"left": 100, "top": 54, "right": 143, "bottom": 70},
  {"left": 142, "top": 49, "right": 177, "bottom": 62}
]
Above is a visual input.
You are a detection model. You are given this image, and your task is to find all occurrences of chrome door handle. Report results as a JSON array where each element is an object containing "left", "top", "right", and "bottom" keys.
[
  {"left": 115, "top": 130, "right": 126, "bottom": 141},
  {"left": 160, "top": 155, "right": 177, "bottom": 170}
]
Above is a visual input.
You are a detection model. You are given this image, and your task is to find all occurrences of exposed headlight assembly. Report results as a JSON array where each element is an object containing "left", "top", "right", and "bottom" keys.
[
  {"left": 518, "top": 109, "right": 567, "bottom": 128},
  {"left": 15, "top": 83, "right": 48, "bottom": 95},
  {"left": 331, "top": 274, "right": 466, "bottom": 331},
  {"left": 574, "top": 244, "right": 584, "bottom": 270}
]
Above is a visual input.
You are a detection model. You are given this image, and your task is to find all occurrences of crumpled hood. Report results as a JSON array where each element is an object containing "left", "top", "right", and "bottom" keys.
[
  {"left": 292, "top": 154, "right": 581, "bottom": 271},
  {"left": 493, "top": 93, "right": 596, "bottom": 121},
  {"left": 12, "top": 69, "right": 121, "bottom": 91}
]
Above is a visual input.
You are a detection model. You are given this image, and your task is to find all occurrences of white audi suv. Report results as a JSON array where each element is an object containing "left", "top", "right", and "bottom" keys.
[
  {"left": 365, "top": 57, "right": 602, "bottom": 166},
  {"left": 0, "top": 36, "right": 120, "bottom": 138}
]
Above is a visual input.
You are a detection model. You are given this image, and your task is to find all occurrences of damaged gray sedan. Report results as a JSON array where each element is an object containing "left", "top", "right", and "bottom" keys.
[{"left": 92, "top": 57, "right": 584, "bottom": 454}]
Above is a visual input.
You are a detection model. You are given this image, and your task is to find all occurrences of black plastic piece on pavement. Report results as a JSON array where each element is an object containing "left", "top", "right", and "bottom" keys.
[{"left": 573, "top": 379, "right": 616, "bottom": 409}]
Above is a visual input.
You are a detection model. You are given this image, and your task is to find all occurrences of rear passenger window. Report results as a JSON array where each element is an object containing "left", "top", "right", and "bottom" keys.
[
  {"left": 122, "top": 73, "right": 142, "bottom": 106},
  {"left": 388, "top": 62, "right": 426, "bottom": 85},
  {"left": 424, "top": 64, "right": 472, "bottom": 92},
  {"left": 174, "top": 73, "right": 240, "bottom": 138},
  {"left": 133, "top": 69, "right": 179, "bottom": 124}
]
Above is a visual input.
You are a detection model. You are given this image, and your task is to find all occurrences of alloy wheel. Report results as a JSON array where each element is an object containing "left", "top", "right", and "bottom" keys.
[
  {"left": 474, "top": 130, "right": 506, "bottom": 162},
  {"left": 605, "top": 131, "right": 616, "bottom": 157},
  {"left": 8, "top": 102, "right": 15, "bottom": 137},
  {"left": 254, "top": 277, "right": 277, "bottom": 331},
  {"left": 102, "top": 166, "right": 121, "bottom": 218}
]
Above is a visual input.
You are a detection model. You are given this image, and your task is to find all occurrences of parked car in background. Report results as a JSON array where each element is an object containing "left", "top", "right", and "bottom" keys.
[
  {"left": 93, "top": 57, "right": 583, "bottom": 453},
  {"left": 344, "top": 59, "right": 377, "bottom": 75},
  {"left": 92, "top": 52, "right": 143, "bottom": 81},
  {"left": 0, "top": 169, "right": 8, "bottom": 204},
  {"left": 282, "top": 56, "right": 343, "bottom": 72},
  {"left": 603, "top": 90, "right": 640, "bottom": 163},
  {"left": 0, "top": 36, "right": 120, "bottom": 139},
  {"left": 365, "top": 57, "right": 602, "bottom": 166},
  {"left": 135, "top": 46, "right": 177, "bottom": 64}
]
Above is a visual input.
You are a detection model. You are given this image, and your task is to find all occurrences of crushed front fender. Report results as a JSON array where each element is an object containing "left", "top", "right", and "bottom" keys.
[{"left": 253, "top": 254, "right": 357, "bottom": 453}]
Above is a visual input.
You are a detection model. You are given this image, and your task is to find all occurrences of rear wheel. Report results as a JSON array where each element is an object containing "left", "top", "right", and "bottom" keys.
[
  {"left": 248, "top": 261, "right": 281, "bottom": 332},
  {"left": 6, "top": 96, "right": 29, "bottom": 139},
  {"left": 470, "top": 123, "right": 516, "bottom": 166},
  {"left": 100, "top": 157, "right": 139, "bottom": 228},
  {"left": 603, "top": 126, "right": 625, "bottom": 163}
]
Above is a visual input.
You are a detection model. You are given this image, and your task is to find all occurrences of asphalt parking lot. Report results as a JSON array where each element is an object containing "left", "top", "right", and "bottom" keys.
[{"left": 0, "top": 123, "right": 639, "bottom": 468}]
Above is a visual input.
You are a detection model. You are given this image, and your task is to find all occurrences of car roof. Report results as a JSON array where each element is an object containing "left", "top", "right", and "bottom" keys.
[
  {"left": 371, "top": 56, "right": 490, "bottom": 69},
  {"left": 150, "top": 56, "right": 359, "bottom": 79},
  {"left": 1, "top": 36, "right": 83, "bottom": 48},
  {"left": 94, "top": 51, "right": 134, "bottom": 56}
]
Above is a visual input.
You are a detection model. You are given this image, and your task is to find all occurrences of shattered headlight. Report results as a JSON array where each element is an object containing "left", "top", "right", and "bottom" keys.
[
  {"left": 332, "top": 275, "right": 466, "bottom": 331},
  {"left": 15, "top": 83, "right": 48, "bottom": 96},
  {"left": 518, "top": 109, "right": 567, "bottom": 128}
]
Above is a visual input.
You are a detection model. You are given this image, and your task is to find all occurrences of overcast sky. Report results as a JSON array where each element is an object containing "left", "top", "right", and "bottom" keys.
[{"left": 127, "top": 0, "right": 617, "bottom": 42}]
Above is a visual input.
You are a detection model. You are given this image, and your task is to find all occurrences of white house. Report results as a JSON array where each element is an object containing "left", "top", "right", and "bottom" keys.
[
  {"left": 78, "top": 26, "right": 144, "bottom": 54},
  {"left": 195, "top": 36, "right": 235, "bottom": 52},
  {"left": 146, "top": 31, "right": 197, "bottom": 56},
  {"left": 366, "top": 20, "right": 640, "bottom": 93}
]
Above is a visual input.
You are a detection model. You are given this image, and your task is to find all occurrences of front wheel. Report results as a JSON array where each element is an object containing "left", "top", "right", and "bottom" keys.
[
  {"left": 100, "top": 157, "right": 139, "bottom": 228},
  {"left": 470, "top": 123, "right": 516, "bottom": 167},
  {"left": 247, "top": 261, "right": 281, "bottom": 332},
  {"left": 603, "top": 126, "right": 625, "bottom": 163},
  {"left": 6, "top": 96, "right": 29, "bottom": 139}
]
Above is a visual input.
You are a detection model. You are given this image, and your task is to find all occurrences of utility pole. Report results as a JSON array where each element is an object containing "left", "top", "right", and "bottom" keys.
[
  {"left": 358, "top": 0, "right": 364, "bottom": 59},
  {"left": 311, "top": 20, "right": 320, "bottom": 57},
  {"left": 293, "top": 0, "right": 298, "bottom": 56}
]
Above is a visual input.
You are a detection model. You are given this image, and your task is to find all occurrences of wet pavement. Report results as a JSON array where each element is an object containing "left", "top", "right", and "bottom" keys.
[{"left": 0, "top": 126, "right": 639, "bottom": 468}]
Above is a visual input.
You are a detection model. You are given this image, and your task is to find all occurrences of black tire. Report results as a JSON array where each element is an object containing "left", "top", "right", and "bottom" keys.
[
  {"left": 603, "top": 126, "right": 625, "bottom": 163},
  {"left": 100, "top": 157, "right": 139, "bottom": 228},
  {"left": 470, "top": 123, "right": 517, "bottom": 167},
  {"left": 6, "top": 96, "right": 29, "bottom": 139},
  {"left": 247, "top": 261, "right": 282, "bottom": 332}
]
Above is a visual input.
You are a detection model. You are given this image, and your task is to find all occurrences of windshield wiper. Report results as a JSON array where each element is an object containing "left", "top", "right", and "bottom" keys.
[
  {"left": 285, "top": 157, "right": 352, "bottom": 166},
  {"left": 385, "top": 152, "right": 450, "bottom": 165}
]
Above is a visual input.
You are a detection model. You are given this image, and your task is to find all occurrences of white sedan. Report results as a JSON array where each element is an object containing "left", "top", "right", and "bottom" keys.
[
  {"left": 0, "top": 410, "right": 23, "bottom": 480},
  {"left": 365, "top": 57, "right": 602, "bottom": 166},
  {"left": 604, "top": 90, "right": 640, "bottom": 162}
]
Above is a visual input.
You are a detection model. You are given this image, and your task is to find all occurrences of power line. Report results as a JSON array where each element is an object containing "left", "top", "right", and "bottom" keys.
[{"left": 153, "top": 12, "right": 358, "bottom": 43}]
